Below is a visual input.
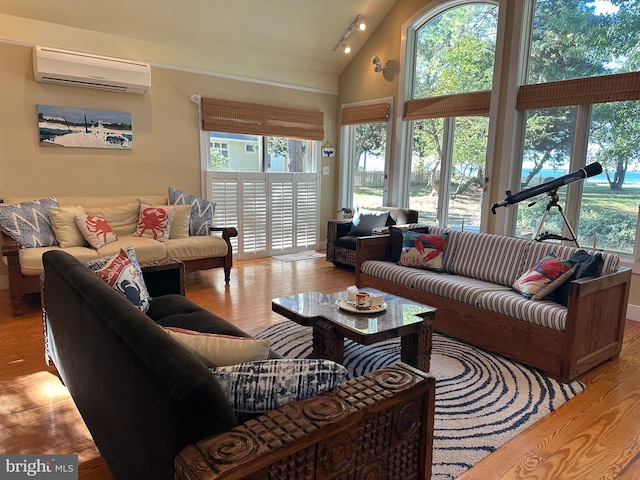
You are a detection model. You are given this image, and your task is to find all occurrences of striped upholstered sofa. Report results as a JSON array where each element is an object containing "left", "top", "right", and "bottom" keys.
[{"left": 355, "top": 226, "right": 632, "bottom": 383}]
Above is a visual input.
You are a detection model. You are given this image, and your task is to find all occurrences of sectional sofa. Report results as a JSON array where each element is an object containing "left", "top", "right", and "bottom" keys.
[
  {"left": 355, "top": 226, "right": 631, "bottom": 383},
  {"left": 1, "top": 194, "right": 237, "bottom": 315}
]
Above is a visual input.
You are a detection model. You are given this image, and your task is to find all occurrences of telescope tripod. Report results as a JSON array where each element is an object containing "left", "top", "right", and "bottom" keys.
[{"left": 532, "top": 189, "right": 580, "bottom": 247}]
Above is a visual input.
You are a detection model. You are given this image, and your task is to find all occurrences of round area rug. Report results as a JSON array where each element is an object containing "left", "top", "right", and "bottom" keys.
[{"left": 253, "top": 321, "right": 585, "bottom": 480}]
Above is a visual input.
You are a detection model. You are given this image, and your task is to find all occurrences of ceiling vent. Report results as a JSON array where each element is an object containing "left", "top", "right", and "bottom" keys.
[{"left": 33, "top": 45, "right": 151, "bottom": 94}]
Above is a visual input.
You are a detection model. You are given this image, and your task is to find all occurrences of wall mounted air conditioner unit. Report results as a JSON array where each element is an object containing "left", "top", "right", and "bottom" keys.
[{"left": 33, "top": 45, "right": 151, "bottom": 94}]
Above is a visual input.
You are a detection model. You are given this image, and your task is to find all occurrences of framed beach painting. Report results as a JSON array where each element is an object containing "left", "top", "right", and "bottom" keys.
[{"left": 37, "top": 105, "right": 133, "bottom": 149}]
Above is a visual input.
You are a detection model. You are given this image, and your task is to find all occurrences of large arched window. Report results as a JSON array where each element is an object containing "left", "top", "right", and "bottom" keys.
[{"left": 402, "top": 2, "right": 499, "bottom": 229}]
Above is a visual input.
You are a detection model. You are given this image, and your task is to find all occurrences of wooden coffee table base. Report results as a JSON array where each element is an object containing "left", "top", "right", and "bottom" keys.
[{"left": 312, "top": 317, "right": 433, "bottom": 372}]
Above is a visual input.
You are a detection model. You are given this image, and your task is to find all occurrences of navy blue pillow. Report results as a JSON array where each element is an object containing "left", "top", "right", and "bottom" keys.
[
  {"left": 553, "top": 250, "right": 604, "bottom": 306},
  {"left": 348, "top": 209, "right": 389, "bottom": 236}
]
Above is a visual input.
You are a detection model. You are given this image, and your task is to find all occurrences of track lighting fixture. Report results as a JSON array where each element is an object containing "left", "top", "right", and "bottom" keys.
[{"left": 332, "top": 14, "right": 366, "bottom": 53}]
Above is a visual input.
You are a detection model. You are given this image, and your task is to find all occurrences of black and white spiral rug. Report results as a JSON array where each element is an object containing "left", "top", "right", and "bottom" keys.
[{"left": 251, "top": 321, "right": 585, "bottom": 480}]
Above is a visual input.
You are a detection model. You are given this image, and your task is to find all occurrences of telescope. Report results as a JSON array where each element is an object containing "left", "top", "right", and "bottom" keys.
[{"left": 491, "top": 162, "right": 603, "bottom": 214}]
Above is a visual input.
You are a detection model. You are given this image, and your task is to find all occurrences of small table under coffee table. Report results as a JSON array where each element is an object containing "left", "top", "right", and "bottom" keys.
[{"left": 271, "top": 288, "right": 437, "bottom": 371}]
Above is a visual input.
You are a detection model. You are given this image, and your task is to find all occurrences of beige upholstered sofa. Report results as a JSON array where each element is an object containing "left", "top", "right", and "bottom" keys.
[{"left": 1, "top": 195, "right": 237, "bottom": 315}]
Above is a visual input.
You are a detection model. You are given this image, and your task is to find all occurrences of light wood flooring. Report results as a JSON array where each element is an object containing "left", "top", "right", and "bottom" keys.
[{"left": 1, "top": 255, "right": 639, "bottom": 479}]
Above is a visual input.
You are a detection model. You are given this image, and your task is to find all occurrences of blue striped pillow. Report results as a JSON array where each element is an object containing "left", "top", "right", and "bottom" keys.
[
  {"left": 168, "top": 187, "right": 216, "bottom": 236},
  {"left": 211, "top": 359, "right": 349, "bottom": 422}
]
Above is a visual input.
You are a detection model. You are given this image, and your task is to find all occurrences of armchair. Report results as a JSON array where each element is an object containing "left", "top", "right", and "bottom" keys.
[{"left": 327, "top": 207, "right": 419, "bottom": 266}]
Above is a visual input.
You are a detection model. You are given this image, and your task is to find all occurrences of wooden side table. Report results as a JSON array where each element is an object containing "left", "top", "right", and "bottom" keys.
[{"left": 140, "top": 258, "right": 186, "bottom": 297}]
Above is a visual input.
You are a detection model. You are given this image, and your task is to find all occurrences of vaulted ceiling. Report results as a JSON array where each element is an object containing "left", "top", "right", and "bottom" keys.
[{"left": 0, "top": 0, "right": 399, "bottom": 91}]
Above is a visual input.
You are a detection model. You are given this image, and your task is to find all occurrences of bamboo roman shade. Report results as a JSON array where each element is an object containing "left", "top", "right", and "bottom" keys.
[
  {"left": 403, "top": 91, "right": 491, "bottom": 121},
  {"left": 517, "top": 71, "right": 640, "bottom": 110},
  {"left": 340, "top": 102, "right": 389, "bottom": 125},
  {"left": 201, "top": 97, "right": 324, "bottom": 141}
]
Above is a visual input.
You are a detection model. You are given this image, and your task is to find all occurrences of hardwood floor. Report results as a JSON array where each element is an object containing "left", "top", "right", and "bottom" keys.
[{"left": 1, "top": 255, "right": 639, "bottom": 479}]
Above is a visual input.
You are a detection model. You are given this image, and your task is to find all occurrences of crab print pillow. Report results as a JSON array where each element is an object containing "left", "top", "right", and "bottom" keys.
[
  {"left": 398, "top": 230, "right": 449, "bottom": 272},
  {"left": 512, "top": 253, "right": 577, "bottom": 300},
  {"left": 135, "top": 204, "right": 175, "bottom": 242},
  {"left": 75, "top": 214, "right": 118, "bottom": 249},
  {"left": 94, "top": 248, "right": 150, "bottom": 312}
]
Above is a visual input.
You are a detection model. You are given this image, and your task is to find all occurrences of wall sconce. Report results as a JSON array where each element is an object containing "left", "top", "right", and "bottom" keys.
[
  {"left": 371, "top": 56, "right": 387, "bottom": 73},
  {"left": 332, "top": 15, "right": 366, "bottom": 54}
]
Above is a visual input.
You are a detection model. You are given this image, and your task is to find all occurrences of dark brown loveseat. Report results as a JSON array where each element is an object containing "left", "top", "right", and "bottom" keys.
[{"left": 42, "top": 250, "right": 436, "bottom": 480}]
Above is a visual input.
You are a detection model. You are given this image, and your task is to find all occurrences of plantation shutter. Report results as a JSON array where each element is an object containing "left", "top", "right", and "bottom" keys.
[
  {"left": 240, "top": 174, "right": 268, "bottom": 257},
  {"left": 270, "top": 174, "right": 295, "bottom": 253},
  {"left": 294, "top": 174, "right": 319, "bottom": 249},
  {"left": 207, "top": 172, "right": 239, "bottom": 254},
  {"left": 207, "top": 172, "right": 318, "bottom": 259},
  {"left": 341, "top": 102, "right": 389, "bottom": 125},
  {"left": 201, "top": 97, "right": 324, "bottom": 140},
  {"left": 403, "top": 91, "right": 491, "bottom": 120}
]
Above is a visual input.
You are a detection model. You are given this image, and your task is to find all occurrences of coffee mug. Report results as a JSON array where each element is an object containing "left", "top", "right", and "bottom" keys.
[{"left": 355, "top": 291, "right": 370, "bottom": 309}]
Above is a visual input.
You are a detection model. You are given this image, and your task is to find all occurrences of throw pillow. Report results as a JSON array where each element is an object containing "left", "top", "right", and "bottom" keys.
[
  {"left": 168, "top": 187, "right": 216, "bottom": 236},
  {"left": 167, "top": 204, "right": 192, "bottom": 239},
  {"left": 211, "top": 358, "right": 349, "bottom": 422},
  {"left": 136, "top": 200, "right": 191, "bottom": 239},
  {"left": 84, "top": 246, "right": 151, "bottom": 304},
  {"left": 49, "top": 205, "right": 88, "bottom": 248},
  {"left": 84, "top": 202, "right": 140, "bottom": 236},
  {"left": 348, "top": 208, "right": 390, "bottom": 236},
  {"left": 135, "top": 204, "right": 176, "bottom": 242},
  {"left": 398, "top": 231, "right": 449, "bottom": 272},
  {"left": 0, "top": 197, "right": 59, "bottom": 247},
  {"left": 512, "top": 253, "right": 578, "bottom": 301},
  {"left": 386, "top": 225, "right": 429, "bottom": 263},
  {"left": 164, "top": 327, "right": 270, "bottom": 368},
  {"left": 552, "top": 250, "right": 604, "bottom": 306},
  {"left": 94, "top": 248, "right": 151, "bottom": 312},
  {"left": 75, "top": 215, "right": 118, "bottom": 249}
]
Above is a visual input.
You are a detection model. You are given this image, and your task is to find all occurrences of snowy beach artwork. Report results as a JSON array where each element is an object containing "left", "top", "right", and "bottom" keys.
[{"left": 37, "top": 105, "right": 132, "bottom": 149}]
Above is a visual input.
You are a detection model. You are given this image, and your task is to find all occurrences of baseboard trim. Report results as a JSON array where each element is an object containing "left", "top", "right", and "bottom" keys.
[{"left": 626, "top": 304, "right": 640, "bottom": 322}]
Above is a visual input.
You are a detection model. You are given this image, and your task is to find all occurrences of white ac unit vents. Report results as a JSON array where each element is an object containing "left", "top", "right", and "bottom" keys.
[{"left": 32, "top": 46, "right": 151, "bottom": 94}]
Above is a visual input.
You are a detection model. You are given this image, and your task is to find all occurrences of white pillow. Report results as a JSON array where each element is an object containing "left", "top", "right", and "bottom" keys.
[{"left": 164, "top": 327, "right": 270, "bottom": 367}]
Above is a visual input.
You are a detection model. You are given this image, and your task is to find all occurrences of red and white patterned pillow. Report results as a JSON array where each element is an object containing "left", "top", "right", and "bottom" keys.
[
  {"left": 135, "top": 204, "right": 175, "bottom": 242},
  {"left": 94, "top": 248, "right": 150, "bottom": 312},
  {"left": 512, "top": 253, "right": 577, "bottom": 300},
  {"left": 75, "top": 214, "right": 118, "bottom": 249}
]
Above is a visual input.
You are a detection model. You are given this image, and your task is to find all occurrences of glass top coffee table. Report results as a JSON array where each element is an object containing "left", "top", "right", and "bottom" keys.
[{"left": 271, "top": 288, "right": 437, "bottom": 371}]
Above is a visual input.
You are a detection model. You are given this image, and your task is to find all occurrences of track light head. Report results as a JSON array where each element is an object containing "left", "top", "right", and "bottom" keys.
[{"left": 371, "top": 55, "right": 386, "bottom": 73}]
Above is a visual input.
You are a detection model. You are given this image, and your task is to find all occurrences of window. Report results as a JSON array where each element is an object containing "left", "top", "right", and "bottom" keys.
[
  {"left": 512, "top": 0, "right": 640, "bottom": 255},
  {"left": 403, "top": 3, "right": 498, "bottom": 229},
  {"left": 207, "top": 133, "right": 313, "bottom": 173},
  {"left": 339, "top": 100, "right": 391, "bottom": 209},
  {"left": 199, "top": 97, "right": 323, "bottom": 259}
]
